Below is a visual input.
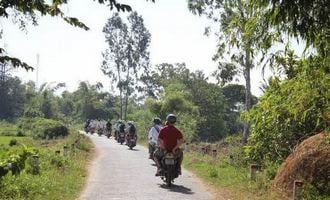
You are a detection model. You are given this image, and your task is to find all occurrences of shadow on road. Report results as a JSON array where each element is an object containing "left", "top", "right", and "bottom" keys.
[
  {"left": 128, "top": 148, "right": 140, "bottom": 151},
  {"left": 159, "top": 184, "right": 194, "bottom": 195}
]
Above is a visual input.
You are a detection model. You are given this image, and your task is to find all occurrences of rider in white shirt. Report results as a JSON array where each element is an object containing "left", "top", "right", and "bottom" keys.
[{"left": 148, "top": 117, "right": 162, "bottom": 159}]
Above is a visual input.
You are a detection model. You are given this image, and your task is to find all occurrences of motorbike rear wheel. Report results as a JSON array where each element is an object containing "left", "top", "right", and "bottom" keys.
[{"left": 165, "top": 165, "right": 173, "bottom": 187}]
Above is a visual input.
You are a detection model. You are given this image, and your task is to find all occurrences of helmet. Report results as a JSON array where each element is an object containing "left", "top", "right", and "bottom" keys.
[
  {"left": 127, "top": 121, "right": 134, "bottom": 126},
  {"left": 166, "top": 114, "right": 177, "bottom": 124},
  {"left": 153, "top": 117, "right": 162, "bottom": 125}
]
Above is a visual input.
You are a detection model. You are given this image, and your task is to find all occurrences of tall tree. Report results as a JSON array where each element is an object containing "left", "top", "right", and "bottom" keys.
[
  {"left": 101, "top": 13, "right": 128, "bottom": 119},
  {"left": 188, "top": 0, "right": 266, "bottom": 142},
  {"left": 102, "top": 11, "right": 151, "bottom": 120}
]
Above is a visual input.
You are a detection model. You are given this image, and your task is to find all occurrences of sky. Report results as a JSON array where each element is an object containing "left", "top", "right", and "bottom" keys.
[{"left": 1, "top": 0, "right": 297, "bottom": 96}]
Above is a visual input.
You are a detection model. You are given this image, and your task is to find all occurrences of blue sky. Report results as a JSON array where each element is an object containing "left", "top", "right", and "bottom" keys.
[{"left": 1, "top": 0, "right": 300, "bottom": 96}]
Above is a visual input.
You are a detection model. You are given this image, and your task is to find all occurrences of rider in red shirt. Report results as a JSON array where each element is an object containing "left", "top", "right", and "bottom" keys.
[{"left": 154, "top": 114, "right": 184, "bottom": 176}]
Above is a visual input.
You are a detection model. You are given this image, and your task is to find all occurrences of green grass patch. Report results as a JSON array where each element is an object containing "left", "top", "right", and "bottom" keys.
[
  {"left": 0, "top": 130, "right": 93, "bottom": 200},
  {"left": 0, "top": 136, "right": 29, "bottom": 145},
  {"left": 183, "top": 146, "right": 286, "bottom": 200},
  {"left": 0, "top": 121, "right": 18, "bottom": 136}
]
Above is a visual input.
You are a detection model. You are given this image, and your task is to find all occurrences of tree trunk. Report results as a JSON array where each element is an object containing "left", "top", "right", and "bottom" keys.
[
  {"left": 117, "top": 64, "right": 123, "bottom": 120},
  {"left": 124, "top": 64, "right": 130, "bottom": 121},
  {"left": 242, "top": 48, "right": 252, "bottom": 144}
]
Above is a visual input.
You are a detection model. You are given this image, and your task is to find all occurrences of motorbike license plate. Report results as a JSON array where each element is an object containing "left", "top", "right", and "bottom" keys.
[
  {"left": 130, "top": 139, "right": 135, "bottom": 142},
  {"left": 165, "top": 158, "right": 175, "bottom": 165}
]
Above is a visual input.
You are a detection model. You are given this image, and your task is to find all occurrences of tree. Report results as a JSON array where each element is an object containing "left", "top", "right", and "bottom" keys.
[
  {"left": 249, "top": 0, "right": 330, "bottom": 58},
  {"left": 102, "top": 11, "right": 151, "bottom": 120},
  {"left": 188, "top": 0, "right": 266, "bottom": 142},
  {"left": 0, "top": 76, "right": 26, "bottom": 120},
  {"left": 101, "top": 13, "right": 127, "bottom": 119},
  {"left": 0, "top": 0, "right": 145, "bottom": 70}
]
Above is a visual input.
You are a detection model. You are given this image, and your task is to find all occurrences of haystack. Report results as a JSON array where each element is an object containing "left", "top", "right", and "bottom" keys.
[{"left": 272, "top": 132, "right": 330, "bottom": 196}]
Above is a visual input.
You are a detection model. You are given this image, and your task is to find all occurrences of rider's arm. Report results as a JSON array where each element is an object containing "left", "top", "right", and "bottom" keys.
[
  {"left": 172, "top": 138, "right": 183, "bottom": 153},
  {"left": 158, "top": 138, "right": 165, "bottom": 149},
  {"left": 148, "top": 128, "right": 153, "bottom": 140}
]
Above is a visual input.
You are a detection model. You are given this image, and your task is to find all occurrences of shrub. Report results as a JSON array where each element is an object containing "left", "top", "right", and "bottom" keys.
[
  {"left": 16, "top": 130, "right": 25, "bottom": 137},
  {"left": 0, "top": 121, "right": 17, "bottom": 136},
  {"left": 18, "top": 118, "right": 68, "bottom": 139},
  {"left": 9, "top": 139, "right": 17, "bottom": 146},
  {"left": 243, "top": 67, "right": 329, "bottom": 163}
]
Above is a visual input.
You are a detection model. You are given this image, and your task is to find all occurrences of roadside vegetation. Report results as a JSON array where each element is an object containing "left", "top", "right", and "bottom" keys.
[
  {"left": 0, "top": 120, "right": 92, "bottom": 200},
  {"left": 0, "top": 0, "right": 329, "bottom": 199}
]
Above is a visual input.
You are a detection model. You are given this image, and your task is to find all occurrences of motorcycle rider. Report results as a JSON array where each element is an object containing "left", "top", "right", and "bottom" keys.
[
  {"left": 153, "top": 114, "right": 183, "bottom": 176},
  {"left": 126, "top": 121, "right": 137, "bottom": 143},
  {"left": 148, "top": 117, "right": 162, "bottom": 159},
  {"left": 106, "top": 120, "right": 112, "bottom": 138},
  {"left": 84, "top": 119, "right": 91, "bottom": 133}
]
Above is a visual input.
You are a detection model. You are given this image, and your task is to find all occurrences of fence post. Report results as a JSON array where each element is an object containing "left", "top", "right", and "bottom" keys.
[
  {"left": 185, "top": 142, "right": 189, "bottom": 152},
  {"left": 71, "top": 143, "right": 76, "bottom": 156},
  {"left": 212, "top": 149, "right": 217, "bottom": 159},
  {"left": 293, "top": 180, "right": 304, "bottom": 200},
  {"left": 201, "top": 147, "right": 205, "bottom": 155},
  {"left": 63, "top": 145, "right": 68, "bottom": 156},
  {"left": 250, "top": 164, "right": 258, "bottom": 181},
  {"left": 32, "top": 154, "right": 40, "bottom": 175}
]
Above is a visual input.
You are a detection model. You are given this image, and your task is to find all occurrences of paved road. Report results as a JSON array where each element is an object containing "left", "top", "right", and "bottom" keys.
[{"left": 79, "top": 133, "right": 214, "bottom": 200}]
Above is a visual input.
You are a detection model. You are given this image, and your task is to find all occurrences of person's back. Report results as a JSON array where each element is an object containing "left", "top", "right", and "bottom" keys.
[
  {"left": 119, "top": 123, "right": 125, "bottom": 133},
  {"left": 158, "top": 124, "right": 182, "bottom": 152},
  {"left": 148, "top": 117, "right": 162, "bottom": 159},
  {"left": 106, "top": 121, "right": 112, "bottom": 130},
  {"left": 154, "top": 114, "right": 183, "bottom": 176},
  {"left": 128, "top": 124, "right": 136, "bottom": 135}
]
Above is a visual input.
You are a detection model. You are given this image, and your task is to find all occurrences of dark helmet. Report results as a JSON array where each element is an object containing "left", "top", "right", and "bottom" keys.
[
  {"left": 166, "top": 114, "right": 177, "bottom": 124},
  {"left": 153, "top": 117, "right": 162, "bottom": 125}
]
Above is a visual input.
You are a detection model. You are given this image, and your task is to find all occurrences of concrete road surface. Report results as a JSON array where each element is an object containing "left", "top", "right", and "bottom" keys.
[{"left": 79, "top": 133, "right": 214, "bottom": 200}]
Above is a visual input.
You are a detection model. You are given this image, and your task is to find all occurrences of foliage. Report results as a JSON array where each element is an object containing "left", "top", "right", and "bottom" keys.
[
  {"left": 243, "top": 66, "right": 330, "bottom": 163},
  {"left": 249, "top": 0, "right": 330, "bottom": 57},
  {"left": 18, "top": 118, "right": 68, "bottom": 139},
  {"left": 188, "top": 0, "right": 268, "bottom": 142},
  {"left": 0, "top": 0, "right": 136, "bottom": 70},
  {"left": 102, "top": 11, "right": 151, "bottom": 120},
  {"left": 0, "top": 130, "right": 92, "bottom": 200},
  {"left": 183, "top": 142, "right": 285, "bottom": 200},
  {"left": 127, "top": 107, "right": 154, "bottom": 142},
  {"left": 8, "top": 139, "right": 17, "bottom": 146},
  {"left": 0, "top": 76, "right": 26, "bottom": 120},
  {"left": 71, "top": 81, "right": 115, "bottom": 121},
  {"left": 0, "top": 121, "right": 17, "bottom": 136}
]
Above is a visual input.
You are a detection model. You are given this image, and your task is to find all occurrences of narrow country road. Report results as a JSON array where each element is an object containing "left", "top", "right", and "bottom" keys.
[{"left": 79, "top": 133, "right": 214, "bottom": 200}]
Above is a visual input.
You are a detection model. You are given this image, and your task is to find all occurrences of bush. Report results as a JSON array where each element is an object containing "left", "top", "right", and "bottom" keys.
[
  {"left": 9, "top": 139, "right": 17, "bottom": 146},
  {"left": 18, "top": 118, "right": 68, "bottom": 139},
  {"left": 16, "top": 130, "right": 25, "bottom": 137},
  {"left": 0, "top": 121, "right": 17, "bottom": 136},
  {"left": 243, "top": 67, "right": 330, "bottom": 163}
]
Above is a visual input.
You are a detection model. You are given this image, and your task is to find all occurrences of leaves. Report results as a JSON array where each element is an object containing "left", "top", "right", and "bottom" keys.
[
  {"left": 245, "top": 64, "right": 330, "bottom": 163},
  {"left": 0, "top": 56, "right": 33, "bottom": 71}
]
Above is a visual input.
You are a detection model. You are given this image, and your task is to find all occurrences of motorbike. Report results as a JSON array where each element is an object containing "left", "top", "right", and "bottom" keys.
[
  {"left": 160, "top": 152, "right": 180, "bottom": 187},
  {"left": 97, "top": 128, "right": 103, "bottom": 136},
  {"left": 148, "top": 141, "right": 157, "bottom": 159},
  {"left": 126, "top": 134, "right": 137, "bottom": 150},
  {"left": 84, "top": 126, "right": 89, "bottom": 134},
  {"left": 118, "top": 131, "right": 126, "bottom": 144},
  {"left": 105, "top": 129, "right": 112, "bottom": 139}
]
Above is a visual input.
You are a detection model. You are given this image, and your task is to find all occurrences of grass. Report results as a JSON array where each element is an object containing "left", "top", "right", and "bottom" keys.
[
  {"left": 0, "top": 130, "right": 93, "bottom": 200},
  {"left": 0, "top": 136, "right": 29, "bottom": 145},
  {"left": 183, "top": 145, "right": 287, "bottom": 200},
  {"left": 0, "top": 121, "right": 18, "bottom": 136}
]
